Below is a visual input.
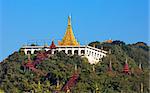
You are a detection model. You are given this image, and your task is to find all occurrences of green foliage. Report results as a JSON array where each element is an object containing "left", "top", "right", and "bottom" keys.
[{"left": 0, "top": 41, "right": 149, "bottom": 93}]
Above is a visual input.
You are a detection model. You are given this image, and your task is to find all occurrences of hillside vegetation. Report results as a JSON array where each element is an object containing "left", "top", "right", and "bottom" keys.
[{"left": 0, "top": 41, "right": 149, "bottom": 93}]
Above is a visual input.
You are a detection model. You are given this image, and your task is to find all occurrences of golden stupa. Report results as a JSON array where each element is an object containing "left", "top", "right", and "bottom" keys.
[{"left": 58, "top": 16, "right": 79, "bottom": 46}]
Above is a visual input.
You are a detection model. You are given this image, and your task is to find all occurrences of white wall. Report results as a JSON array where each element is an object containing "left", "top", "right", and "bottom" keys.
[{"left": 22, "top": 45, "right": 107, "bottom": 64}]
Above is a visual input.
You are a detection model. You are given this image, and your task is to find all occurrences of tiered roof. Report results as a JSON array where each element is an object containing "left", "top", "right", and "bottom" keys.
[{"left": 58, "top": 16, "right": 79, "bottom": 46}]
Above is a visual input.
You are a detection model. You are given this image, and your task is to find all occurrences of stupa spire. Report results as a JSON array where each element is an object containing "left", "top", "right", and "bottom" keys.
[
  {"left": 68, "top": 15, "right": 71, "bottom": 26},
  {"left": 58, "top": 16, "right": 79, "bottom": 46}
]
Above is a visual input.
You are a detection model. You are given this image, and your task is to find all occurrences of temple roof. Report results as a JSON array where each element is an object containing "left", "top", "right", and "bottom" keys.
[
  {"left": 123, "top": 58, "right": 129, "bottom": 73},
  {"left": 50, "top": 41, "right": 56, "bottom": 49},
  {"left": 105, "top": 39, "right": 113, "bottom": 43},
  {"left": 58, "top": 16, "right": 79, "bottom": 46}
]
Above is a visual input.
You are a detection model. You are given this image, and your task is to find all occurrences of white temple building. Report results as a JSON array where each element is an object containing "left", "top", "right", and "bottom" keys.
[{"left": 21, "top": 16, "right": 107, "bottom": 64}]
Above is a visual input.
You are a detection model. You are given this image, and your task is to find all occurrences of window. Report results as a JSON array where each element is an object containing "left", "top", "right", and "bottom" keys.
[
  {"left": 89, "top": 51, "right": 91, "bottom": 55},
  {"left": 97, "top": 54, "right": 99, "bottom": 57},
  {"left": 34, "top": 50, "right": 38, "bottom": 54},
  {"left": 62, "top": 50, "right": 65, "bottom": 53},
  {"left": 27, "top": 50, "right": 31, "bottom": 54},
  {"left": 92, "top": 52, "right": 93, "bottom": 56},
  {"left": 81, "top": 50, "right": 85, "bottom": 55},
  {"left": 54, "top": 50, "right": 58, "bottom": 54},
  {"left": 74, "top": 50, "right": 78, "bottom": 55},
  {"left": 68, "top": 50, "right": 72, "bottom": 54}
]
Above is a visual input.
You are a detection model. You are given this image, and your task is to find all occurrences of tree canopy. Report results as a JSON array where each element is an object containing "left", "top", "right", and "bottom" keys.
[{"left": 0, "top": 41, "right": 149, "bottom": 93}]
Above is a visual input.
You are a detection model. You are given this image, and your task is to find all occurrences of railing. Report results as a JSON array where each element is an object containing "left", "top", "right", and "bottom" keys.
[{"left": 61, "top": 72, "right": 79, "bottom": 92}]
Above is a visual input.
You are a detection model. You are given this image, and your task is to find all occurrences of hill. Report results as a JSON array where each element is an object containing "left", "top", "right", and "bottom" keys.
[{"left": 0, "top": 41, "right": 149, "bottom": 93}]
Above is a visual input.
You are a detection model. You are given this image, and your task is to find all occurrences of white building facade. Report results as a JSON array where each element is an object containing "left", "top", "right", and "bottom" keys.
[
  {"left": 21, "top": 16, "right": 108, "bottom": 64},
  {"left": 21, "top": 45, "right": 107, "bottom": 64}
]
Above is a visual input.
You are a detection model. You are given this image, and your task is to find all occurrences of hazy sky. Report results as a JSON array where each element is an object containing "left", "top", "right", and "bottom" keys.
[{"left": 0, "top": 0, "right": 148, "bottom": 61}]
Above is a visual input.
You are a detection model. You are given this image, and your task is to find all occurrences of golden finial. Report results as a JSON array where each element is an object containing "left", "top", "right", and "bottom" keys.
[{"left": 68, "top": 15, "right": 71, "bottom": 26}]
